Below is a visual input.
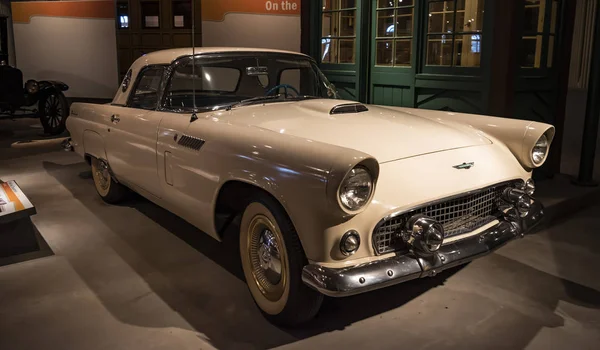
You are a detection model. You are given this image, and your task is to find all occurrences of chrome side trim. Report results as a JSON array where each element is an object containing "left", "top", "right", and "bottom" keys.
[{"left": 302, "top": 199, "right": 543, "bottom": 297}]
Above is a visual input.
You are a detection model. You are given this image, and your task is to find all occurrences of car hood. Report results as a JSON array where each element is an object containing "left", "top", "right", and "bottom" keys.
[{"left": 224, "top": 99, "right": 491, "bottom": 163}]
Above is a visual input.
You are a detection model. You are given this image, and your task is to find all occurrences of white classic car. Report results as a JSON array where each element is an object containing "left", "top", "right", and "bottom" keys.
[{"left": 66, "top": 47, "right": 553, "bottom": 325}]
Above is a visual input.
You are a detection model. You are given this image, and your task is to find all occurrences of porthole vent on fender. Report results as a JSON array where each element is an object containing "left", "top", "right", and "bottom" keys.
[
  {"left": 330, "top": 103, "right": 369, "bottom": 115},
  {"left": 178, "top": 134, "right": 205, "bottom": 151}
]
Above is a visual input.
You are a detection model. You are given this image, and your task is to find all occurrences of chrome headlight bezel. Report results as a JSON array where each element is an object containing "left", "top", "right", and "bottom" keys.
[
  {"left": 337, "top": 166, "right": 374, "bottom": 214},
  {"left": 531, "top": 134, "right": 549, "bottom": 166}
]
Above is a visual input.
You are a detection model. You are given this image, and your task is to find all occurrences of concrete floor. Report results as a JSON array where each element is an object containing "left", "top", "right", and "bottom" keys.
[{"left": 1, "top": 118, "right": 600, "bottom": 350}]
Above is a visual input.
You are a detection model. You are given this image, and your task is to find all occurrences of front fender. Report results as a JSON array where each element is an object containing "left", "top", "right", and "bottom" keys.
[{"left": 38, "top": 80, "right": 69, "bottom": 92}]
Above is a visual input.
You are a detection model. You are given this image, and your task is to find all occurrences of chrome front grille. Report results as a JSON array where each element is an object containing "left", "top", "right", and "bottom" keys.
[{"left": 373, "top": 183, "right": 513, "bottom": 255}]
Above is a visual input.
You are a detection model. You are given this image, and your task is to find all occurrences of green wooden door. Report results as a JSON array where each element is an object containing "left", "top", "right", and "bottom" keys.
[
  {"left": 313, "top": 0, "right": 369, "bottom": 102},
  {"left": 369, "top": 0, "right": 418, "bottom": 107}
]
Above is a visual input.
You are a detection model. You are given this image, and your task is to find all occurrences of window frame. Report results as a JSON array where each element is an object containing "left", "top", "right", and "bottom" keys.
[
  {"left": 518, "top": 0, "right": 561, "bottom": 76},
  {"left": 126, "top": 65, "right": 167, "bottom": 110},
  {"left": 420, "top": 0, "right": 487, "bottom": 75}
]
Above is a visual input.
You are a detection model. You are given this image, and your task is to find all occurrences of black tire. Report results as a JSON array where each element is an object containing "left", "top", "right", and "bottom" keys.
[
  {"left": 239, "top": 192, "right": 323, "bottom": 326},
  {"left": 39, "top": 90, "right": 69, "bottom": 135},
  {"left": 91, "top": 158, "right": 128, "bottom": 204}
]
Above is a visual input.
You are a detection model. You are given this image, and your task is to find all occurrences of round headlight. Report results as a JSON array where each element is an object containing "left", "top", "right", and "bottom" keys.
[
  {"left": 25, "top": 80, "right": 39, "bottom": 95},
  {"left": 524, "top": 178, "right": 535, "bottom": 196},
  {"left": 339, "top": 166, "right": 373, "bottom": 211},
  {"left": 340, "top": 230, "right": 361, "bottom": 256},
  {"left": 532, "top": 134, "right": 549, "bottom": 165}
]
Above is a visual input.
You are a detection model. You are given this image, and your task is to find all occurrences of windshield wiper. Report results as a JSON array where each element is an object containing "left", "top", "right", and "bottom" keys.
[{"left": 226, "top": 94, "right": 283, "bottom": 110}]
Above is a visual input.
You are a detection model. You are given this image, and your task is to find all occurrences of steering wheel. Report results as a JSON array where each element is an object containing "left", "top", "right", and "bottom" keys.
[{"left": 265, "top": 84, "right": 301, "bottom": 98}]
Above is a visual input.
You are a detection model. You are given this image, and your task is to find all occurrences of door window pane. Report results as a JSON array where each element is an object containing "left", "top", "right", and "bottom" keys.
[
  {"left": 524, "top": 1, "right": 544, "bottom": 32},
  {"left": 323, "top": 0, "right": 338, "bottom": 11},
  {"left": 520, "top": 35, "right": 542, "bottom": 68},
  {"left": 339, "top": 39, "right": 355, "bottom": 63},
  {"left": 129, "top": 67, "right": 164, "bottom": 109},
  {"left": 547, "top": 35, "right": 555, "bottom": 67},
  {"left": 322, "top": 12, "right": 339, "bottom": 37},
  {"left": 395, "top": 8, "right": 413, "bottom": 36},
  {"left": 341, "top": 0, "right": 356, "bottom": 8},
  {"left": 454, "top": 34, "right": 481, "bottom": 67},
  {"left": 339, "top": 10, "right": 356, "bottom": 36},
  {"left": 427, "top": 35, "right": 452, "bottom": 66},
  {"left": 395, "top": 39, "right": 411, "bottom": 66},
  {"left": 550, "top": 0, "right": 558, "bottom": 34},
  {"left": 376, "top": 40, "right": 394, "bottom": 66},
  {"left": 321, "top": 38, "right": 337, "bottom": 63},
  {"left": 377, "top": 10, "right": 395, "bottom": 37}
]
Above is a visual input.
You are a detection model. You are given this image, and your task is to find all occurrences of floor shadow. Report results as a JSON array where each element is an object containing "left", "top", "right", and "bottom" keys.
[
  {"left": 43, "top": 160, "right": 465, "bottom": 349},
  {"left": 0, "top": 224, "right": 54, "bottom": 267}
]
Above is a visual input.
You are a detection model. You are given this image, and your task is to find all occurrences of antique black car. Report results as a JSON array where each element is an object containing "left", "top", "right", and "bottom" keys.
[{"left": 0, "top": 15, "right": 69, "bottom": 135}]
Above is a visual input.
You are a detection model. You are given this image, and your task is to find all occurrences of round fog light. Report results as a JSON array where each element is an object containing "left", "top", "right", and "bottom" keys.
[{"left": 340, "top": 230, "right": 361, "bottom": 256}]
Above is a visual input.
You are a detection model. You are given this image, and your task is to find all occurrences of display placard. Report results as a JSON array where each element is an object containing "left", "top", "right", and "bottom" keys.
[{"left": 0, "top": 181, "right": 36, "bottom": 224}]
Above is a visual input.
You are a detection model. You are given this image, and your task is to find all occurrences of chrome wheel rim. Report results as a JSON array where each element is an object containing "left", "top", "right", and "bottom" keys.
[
  {"left": 94, "top": 160, "right": 110, "bottom": 191},
  {"left": 248, "top": 215, "right": 287, "bottom": 301}
]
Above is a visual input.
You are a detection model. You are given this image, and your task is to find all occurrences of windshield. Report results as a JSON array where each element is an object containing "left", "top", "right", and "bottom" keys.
[{"left": 163, "top": 53, "right": 337, "bottom": 112}]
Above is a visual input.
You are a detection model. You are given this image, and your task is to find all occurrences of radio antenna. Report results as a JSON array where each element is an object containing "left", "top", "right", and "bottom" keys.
[{"left": 191, "top": 0, "right": 197, "bottom": 118}]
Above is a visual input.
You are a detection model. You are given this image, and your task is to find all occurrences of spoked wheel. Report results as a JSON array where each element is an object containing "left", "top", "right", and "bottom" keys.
[
  {"left": 39, "top": 91, "right": 69, "bottom": 135},
  {"left": 91, "top": 158, "right": 128, "bottom": 204},
  {"left": 240, "top": 195, "right": 323, "bottom": 326}
]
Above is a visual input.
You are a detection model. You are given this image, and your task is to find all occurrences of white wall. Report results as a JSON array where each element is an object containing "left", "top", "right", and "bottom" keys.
[
  {"left": 202, "top": 14, "right": 301, "bottom": 52},
  {"left": 13, "top": 16, "right": 118, "bottom": 99}
]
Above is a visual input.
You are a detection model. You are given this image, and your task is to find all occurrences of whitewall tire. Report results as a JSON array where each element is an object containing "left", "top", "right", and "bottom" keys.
[{"left": 239, "top": 194, "right": 323, "bottom": 326}]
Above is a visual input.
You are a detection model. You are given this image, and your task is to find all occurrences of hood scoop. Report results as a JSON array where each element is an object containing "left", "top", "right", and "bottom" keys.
[{"left": 330, "top": 103, "right": 369, "bottom": 115}]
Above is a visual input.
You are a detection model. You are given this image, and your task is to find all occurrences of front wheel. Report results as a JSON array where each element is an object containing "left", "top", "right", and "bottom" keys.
[
  {"left": 240, "top": 194, "right": 323, "bottom": 326},
  {"left": 39, "top": 90, "right": 68, "bottom": 135}
]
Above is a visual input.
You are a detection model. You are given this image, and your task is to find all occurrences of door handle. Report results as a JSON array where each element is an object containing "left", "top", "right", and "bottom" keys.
[{"left": 110, "top": 114, "right": 120, "bottom": 123}]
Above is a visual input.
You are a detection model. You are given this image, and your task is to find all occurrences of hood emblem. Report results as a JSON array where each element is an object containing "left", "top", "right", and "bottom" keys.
[{"left": 453, "top": 162, "right": 475, "bottom": 170}]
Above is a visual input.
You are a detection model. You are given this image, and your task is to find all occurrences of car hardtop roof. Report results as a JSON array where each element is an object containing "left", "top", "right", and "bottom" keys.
[{"left": 134, "top": 47, "right": 311, "bottom": 67}]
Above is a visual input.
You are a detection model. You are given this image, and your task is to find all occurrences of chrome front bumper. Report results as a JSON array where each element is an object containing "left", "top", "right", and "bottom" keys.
[{"left": 302, "top": 199, "right": 544, "bottom": 297}]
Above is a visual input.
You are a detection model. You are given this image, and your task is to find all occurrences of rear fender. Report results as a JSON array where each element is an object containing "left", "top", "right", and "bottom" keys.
[
  {"left": 83, "top": 130, "right": 107, "bottom": 161},
  {"left": 38, "top": 80, "right": 69, "bottom": 92}
]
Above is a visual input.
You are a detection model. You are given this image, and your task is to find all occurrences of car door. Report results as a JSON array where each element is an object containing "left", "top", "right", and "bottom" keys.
[{"left": 105, "top": 65, "right": 166, "bottom": 198}]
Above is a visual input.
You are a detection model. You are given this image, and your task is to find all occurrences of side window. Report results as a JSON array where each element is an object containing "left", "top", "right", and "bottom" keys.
[{"left": 128, "top": 66, "right": 164, "bottom": 110}]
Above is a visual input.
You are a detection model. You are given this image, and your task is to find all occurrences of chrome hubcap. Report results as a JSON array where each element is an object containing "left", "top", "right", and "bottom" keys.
[
  {"left": 95, "top": 160, "right": 110, "bottom": 190},
  {"left": 248, "top": 215, "right": 287, "bottom": 301},
  {"left": 257, "top": 229, "right": 282, "bottom": 284}
]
